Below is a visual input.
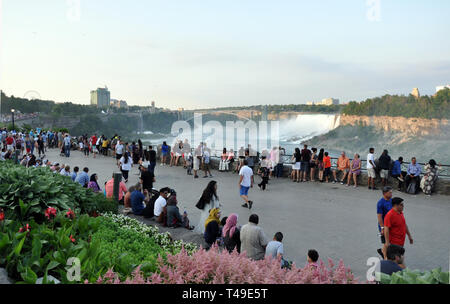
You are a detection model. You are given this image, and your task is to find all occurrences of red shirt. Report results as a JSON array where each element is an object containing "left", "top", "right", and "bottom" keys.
[
  {"left": 384, "top": 209, "right": 406, "bottom": 246},
  {"left": 6, "top": 137, "right": 14, "bottom": 145},
  {"left": 91, "top": 136, "right": 97, "bottom": 145},
  {"left": 323, "top": 156, "right": 331, "bottom": 168}
]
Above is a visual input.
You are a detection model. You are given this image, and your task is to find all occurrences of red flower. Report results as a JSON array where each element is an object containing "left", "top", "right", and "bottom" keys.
[
  {"left": 65, "top": 209, "right": 75, "bottom": 220},
  {"left": 0, "top": 210, "right": 4, "bottom": 222},
  {"left": 19, "top": 223, "right": 30, "bottom": 233},
  {"left": 45, "top": 207, "right": 57, "bottom": 220},
  {"left": 69, "top": 235, "right": 76, "bottom": 243}
]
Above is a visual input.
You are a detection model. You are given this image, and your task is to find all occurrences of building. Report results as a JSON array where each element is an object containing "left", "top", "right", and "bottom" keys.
[
  {"left": 110, "top": 99, "right": 128, "bottom": 108},
  {"left": 436, "top": 85, "right": 450, "bottom": 93},
  {"left": 90, "top": 87, "right": 111, "bottom": 108},
  {"left": 306, "top": 101, "right": 314, "bottom": 105},
  {"left": 319, "top": 98, "right": 340, "bottom": 105},
  {"left": 411, "top": 88, "right": 420, "bottom": 98}
]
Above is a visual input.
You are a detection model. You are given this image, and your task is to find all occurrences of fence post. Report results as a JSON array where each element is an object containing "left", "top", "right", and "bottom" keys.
[
  {"left": 113, "top": 172, "right": 123, "bottom": 203},
  {"left": 14, "top": 150, "right": 20, "bottom": 164}
]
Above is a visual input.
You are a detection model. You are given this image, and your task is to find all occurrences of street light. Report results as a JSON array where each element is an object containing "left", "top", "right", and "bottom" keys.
[{"left": 11, "top": 109, "right": 15, "bottom": 131}]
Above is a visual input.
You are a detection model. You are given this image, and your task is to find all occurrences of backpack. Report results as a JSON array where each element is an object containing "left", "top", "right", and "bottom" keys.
[{"left": 406, "top": 182, "right": 416, "bottom": 194}]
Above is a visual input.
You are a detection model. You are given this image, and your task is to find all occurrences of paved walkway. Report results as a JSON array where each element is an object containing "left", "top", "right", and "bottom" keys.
[{"left": 46, "top": 148, "right": 450, "bottom": 280}]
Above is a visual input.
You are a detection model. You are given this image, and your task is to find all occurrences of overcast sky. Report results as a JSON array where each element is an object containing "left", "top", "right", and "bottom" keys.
[{"left": 1, "top": 0, "right": 449, "bottom": 109}]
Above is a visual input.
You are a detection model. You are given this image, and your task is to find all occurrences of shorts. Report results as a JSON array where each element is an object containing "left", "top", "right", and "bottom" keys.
[
  {"left": 7, "top": 145, "right": 13, "bottom": 151},
  {"left": 300, "top": 161, "right": 309, "bottom": 172},
  {"left": 162, "top": 151, "right": 169, "bottom": 156},
  {"left": 293, "top": 162, "right": 301, "bottom": 170},
  {"left": 116, "top": 153, "right": 123, "bottom": 160},
  {"left": 368, "top": 168, "right": 376, "bottom": 178},
  {"left": 193, "top": 157, "right": 200, "bottom": 170},
  {"left": 240, "top": 185, "right": 250, "bottom": 196},
  {"left": 175, "top": 152, "right": 181, "bottom": 157},
  {"left": 380, "top": 169, "right": 389, "bottom": 179},
  {"left": 203, "top": 163, "right": 209, "bottom": 171},
  {"left": 324, "top": 167, "right": 331, "bottom": 177}
]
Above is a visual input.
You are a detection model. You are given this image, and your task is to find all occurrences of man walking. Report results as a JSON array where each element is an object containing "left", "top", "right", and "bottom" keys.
[
  {"left": 384, "top": 197, "right": 413, "bottom": 268},
  {"left": 63, "top": 134, "right": 71, "bottom": 157},
  {"left": 239, "top": 160, "right": 254, "bottom": 209},
  {"left": 376, "top": 186, "right": 393, "bottom": 259}
]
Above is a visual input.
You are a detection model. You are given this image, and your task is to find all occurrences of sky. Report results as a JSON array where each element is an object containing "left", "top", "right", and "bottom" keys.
[{"left": 1, "top": 0, "right": 449, "bottom": 110}]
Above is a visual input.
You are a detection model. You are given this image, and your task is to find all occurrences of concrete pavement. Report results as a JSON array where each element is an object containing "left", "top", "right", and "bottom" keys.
[{"left": 46, "top": 148, "right": 450, "bottom": 280}]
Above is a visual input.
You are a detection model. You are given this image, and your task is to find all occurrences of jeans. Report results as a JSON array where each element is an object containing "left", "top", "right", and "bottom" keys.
[
  {"left": 148, "top": 162, "right": 156, "bottom": 176},
  {"left": 65, "top": 145, "right": 70, "bottom": 157},
  {"left": 275, "top": 163, "right": 284, "bottom": 177}
]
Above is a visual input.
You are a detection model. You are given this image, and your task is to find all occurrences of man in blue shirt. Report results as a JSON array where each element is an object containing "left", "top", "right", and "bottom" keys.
[
  {"left": 75, "top": 167, "right": 89, "bottom": 187},
  {"left": 405, "top": 157, "right": 421, "bottom": 194},
  {"left": 390, "top": 157, "right": 406, "bottom": 191},
  {"left": 71, "top": 166, "right": 79, "bottom": 182},
  {"left": 131, "top": 188, "right": 150, "bottom": 215},
  {"left": 376, "top": 186, "right": 393, "bottom": 259}
]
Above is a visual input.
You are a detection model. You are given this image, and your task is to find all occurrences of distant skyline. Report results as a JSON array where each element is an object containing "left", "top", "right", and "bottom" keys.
[{"left": 1, "top": 0, "right": 449, "bottom": 110}]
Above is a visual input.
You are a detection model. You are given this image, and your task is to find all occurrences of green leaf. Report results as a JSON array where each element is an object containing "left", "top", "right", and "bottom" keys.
[
  {"left": 46, "top": 260, "right": 60, "bottom": 271},
  {"left": 14, "top": 234, "right": 27, "bottom": 256},
  {"left": 21, "top": 267, "right": 38, "bottom": 284}
]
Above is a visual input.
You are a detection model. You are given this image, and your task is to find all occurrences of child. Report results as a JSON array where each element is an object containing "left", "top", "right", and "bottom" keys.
[
  {"left": 323, "top": 152, "right": 331, "bottom": 183},
  {"left": 186, "top": 152, "right": 193, "bottom": 175},
  {"left": 258, "top": 156, "right": 270, "bottom": 190},
  {"left": 307, "top": 249, "right": 319, "bottom": 269}
]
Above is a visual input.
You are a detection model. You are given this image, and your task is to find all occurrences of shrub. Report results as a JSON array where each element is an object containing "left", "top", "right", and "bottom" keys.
[
  {"left": 376, "top": 268, "right": 449, "bottom": 284},
  {"left": 0, "top": 162, "right": 117, "bottom": 223},
  {"left": 94, "top": 246, "right": 359, "bottom": 284}
]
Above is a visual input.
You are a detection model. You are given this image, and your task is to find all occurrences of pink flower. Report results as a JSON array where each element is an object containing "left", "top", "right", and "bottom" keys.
[
  {"left": 69, "top": 235, "right": 76, "bottom": 243},
  {"left": 65, "top": 209, "right": 75, "bottom": 220},
  {"left": 19, "top": 223, "right": 30, "bottom": 233},
  {"left": 45, "top": 207, "right": 57, "bottom": 220}
]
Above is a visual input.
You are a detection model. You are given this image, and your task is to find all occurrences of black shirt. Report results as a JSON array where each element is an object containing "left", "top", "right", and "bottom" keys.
[
  {"left": 204, "top": 221, "right": 220, "bottom": 245},
  {"left": 149, "top": 150, "right": 156, "bottom": 163},
  {"left": 379, "top": 154, "right": 391, "bottom": 170},
  {"left": 301, "top": 149, "right": 311, "bottom": 162},
  {"left": 140, "top": 170, "right": 154, "bottom": 191},
  {"left": 224, "top": 229, "right": 241, "bottom": 253},
  {"left": 294, "top": 152, "right": 301, "bottom": 162}
]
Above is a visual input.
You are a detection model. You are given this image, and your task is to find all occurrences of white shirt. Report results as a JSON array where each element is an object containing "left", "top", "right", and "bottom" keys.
[
  {"left": 239, "top": 165, "right": 254, "bottom": 187},
  {"left": 116, "top": 144, "right": 124, "bottom": 154},
  {"left": 367, "top": 153, "right": 375, "bottom": 169},
  {"left": 154, "top": 196, "right": 167, "bottom": 217},
  {"left": 120, "top": 156, "right": 132, "bottom": 171}
]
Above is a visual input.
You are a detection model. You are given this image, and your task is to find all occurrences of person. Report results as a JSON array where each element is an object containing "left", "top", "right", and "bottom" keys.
[
  {"left": 307, "top": 249, "right": 319, "bottom": 269},
  {"left": 131, "top": 187, "right": 150, "bottom": 216},
  {"left": 219, "top": 148, "right": 228, "bottom": 172},
  {"left": 240, "top": 214, "right": 268, "bottom": 261},
  {"left": 63, "top": 134, "right": 71, "bottom": 157},
  {"left": 102, "top": 137, "right": 109, "bottom": 156},
  {"left": 405, "top": 157, "right": 421, "bottom": 194},
  {"left": 204, "top": 208, "right": 221, "bottom": 250},
  {"left": 161, "top": 141, "right": 169, "bottom": 166},
  {"left": 37, "top": 135, "right": 45, "bottom": 158},
  {"left": 257, "top": 155, "right": 270, "bottom": 191},
  {"left": 139, "top": 163, "right": 156, "bottom": 193},
  {"left": 115, "top": 140, "right": 124, "bottom": 166},
  {"left": 333, "top": 151, "right": 350, "bottom": 184},
  {"left": 384, "top": 197, "right": 413, "bottom": 263},
  {"left": 87, "top": 174, "right": 101, "bottom": 193},
  {"left": 186, "top": 151, "right": 193, "bottom": 175},
  {"left": 194, "top": 181, "right": 220, "bottom": 234},
  {"left": 317, "top": 148, "right": 324, "bottom": 182},
  {"left": 376, "top": 186, "right": 393, "bottom": 259},
  {"left": 378, "top": 244, "right": 406, "bottom": 276},
  {"left": 182, "top": 139, "right": 191, "bottom": 168},
  {"left": 291, "top": 147, "right": 301, "bottom": 183},
  {"left": 300, "top": 144, "right": 311, "bottom": 182},
  {"left": 60, "top": 165, "right": 71, "bottom": 177},
  {"left": 237, "top": 146, "right": 245, "bottom": 173},
  {"left": 367, "top": 148, "right": 377, "bottom": 190},
  {"left": 75, "top": 167, "right": 90, "bottom": 188},
  {"left": 239, "top": 160, "right": 254, "bottom": 209},
  {"left": 91, "top": 134, "right": 98, "bottom": 158},
  {"left": 309, "top": 148, "right": 318, "bottom": 182},
  {"left": 83, "top": 137, "right": 90, "bottom": 157},
  {"left": 322, "top": 152, "right": 332, "bottom": 183},
  {"left": 105, "top": 173, "right": 128, "bottom": 204},
  {"left": 391, "top": 157, "right": 406, "bottom": 191},
  {"left": 193, "top": 143, "right": 202, "bottom": 178},
  {"left": 71, "top": 166, "right": 79, "bottom": 182},
  {"left": 245, "top": 147, "right": 255, "bottom": 172},
  {"left": 265, "top": 232, "right": 286, "bottom": 267},
  {"left": 223, "top": 213, "right": 241, "bottom": 253},
  {"left": 275, "top": 146, "right": 285, "bottom": 178},
  {"left": 148, "top": 145, "right": 157, "bottom": 176},
  {"left": 422, "top": 159, "right": 441, "bottom": 196},
  {"left": 378, "top": 150, "right": 392, "bottom": 187},
  {"left": 119, "top": 152, "right": 132, "bottom": 183},
  {"left": 166, "top": 192, "right": 193, "bottom": 229},
  {"left": 154, "top": 187, "right": 170, "bottom": 224},
  {"left": 202, "top": 148, "right": 213, "bottom": 178},
  {"left": 346, "top": 153, "right": 361, "bottom": 187}
]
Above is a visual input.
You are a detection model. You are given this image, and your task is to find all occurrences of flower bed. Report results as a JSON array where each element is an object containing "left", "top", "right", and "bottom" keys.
[{"left": 94, "top": 246, "right": 359, "bottom": 284}]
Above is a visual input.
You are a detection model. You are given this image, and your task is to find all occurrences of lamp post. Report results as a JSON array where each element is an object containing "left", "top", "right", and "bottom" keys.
[{"left": 11, "top": 109, "right": 15, "bottom": 131}]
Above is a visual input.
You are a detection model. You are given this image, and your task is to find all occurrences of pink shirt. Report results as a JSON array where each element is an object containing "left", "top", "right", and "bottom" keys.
[{"left": 105, "top": 178, "right": 127, "bottom": 201}]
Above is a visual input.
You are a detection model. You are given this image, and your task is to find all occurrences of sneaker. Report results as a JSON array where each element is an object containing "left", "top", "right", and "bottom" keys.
[
  {"left": 248, "top": 201, "right": 253, "bottom": 209},
  {"left": 241, "top": 203, "right": 248, "bottom": 208},
  {"left": 340, "top": 182, "right": 344, "bottom": 185},
  {"left": 194, "top": 175, "right": 199, "bottom": 179},
  {"left": 332, "top": 180, "right": 336, "bottom": 184},
  {"left": 203, "top": 176, "right": 208, "bottom": 178}
]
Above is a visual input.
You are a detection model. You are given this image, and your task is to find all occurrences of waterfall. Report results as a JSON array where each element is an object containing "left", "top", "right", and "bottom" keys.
[{"left": 279, "top": 114, "right": 340, "bottom": 144}]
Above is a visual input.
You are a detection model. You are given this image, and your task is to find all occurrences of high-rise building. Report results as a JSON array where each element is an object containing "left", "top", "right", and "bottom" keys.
[
  {"left": 110, "top": 99, "right": 128, "bottom": 108},
  {"left": 90, "top": 87, "right": 111, "bottom": 108},
  {"left": 411, "top": 88, "right": 420, "bottom": 98},
  {"left": 436, "top": 85, "right": 450, "bottom": 93}
]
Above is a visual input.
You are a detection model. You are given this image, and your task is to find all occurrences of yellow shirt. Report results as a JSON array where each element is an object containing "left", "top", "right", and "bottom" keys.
[{"left": 102, "top": 140, "right": 109, "bottom": 148}]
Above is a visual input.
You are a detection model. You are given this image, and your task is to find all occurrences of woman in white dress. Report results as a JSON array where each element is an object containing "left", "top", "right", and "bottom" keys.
[{"left": 194, "top": 180, "right": 221, "bottom": 235}]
